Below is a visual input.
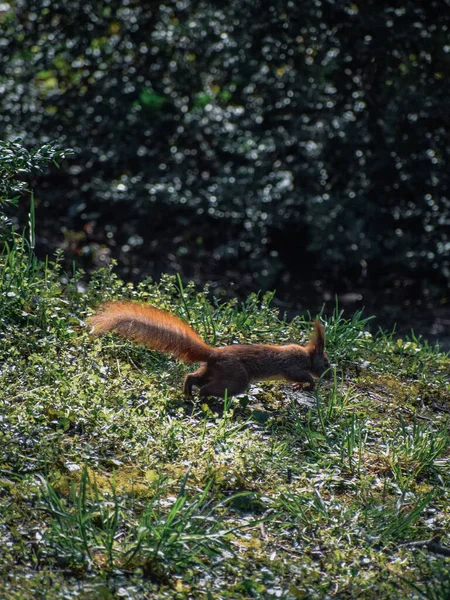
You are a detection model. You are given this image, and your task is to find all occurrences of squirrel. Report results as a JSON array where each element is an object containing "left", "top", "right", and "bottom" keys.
[{"left": 88, "top": 301, "right": 330, "bottom": 398}]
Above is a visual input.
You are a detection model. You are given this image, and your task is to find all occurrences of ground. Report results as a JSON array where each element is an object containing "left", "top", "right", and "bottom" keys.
[{"left": 1, "top": 256, "right": 449, "bottom": 599}]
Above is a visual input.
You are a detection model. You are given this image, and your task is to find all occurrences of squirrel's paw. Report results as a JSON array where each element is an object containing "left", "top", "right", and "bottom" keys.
[{"left": 292, "top": 381, "right": 315, "bottom": 392}]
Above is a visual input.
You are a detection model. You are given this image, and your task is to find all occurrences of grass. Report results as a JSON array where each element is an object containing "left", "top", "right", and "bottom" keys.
[
  {"left": 1, "top": 242, "right": 450, "bottom": 599},
  {"left": 37, "top": 464, "right": 253, "bottom": 578}
]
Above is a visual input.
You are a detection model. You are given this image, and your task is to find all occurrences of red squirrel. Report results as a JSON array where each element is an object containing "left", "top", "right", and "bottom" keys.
[{"left": 88, "top": 301, "right": 330, "bottom": 398}]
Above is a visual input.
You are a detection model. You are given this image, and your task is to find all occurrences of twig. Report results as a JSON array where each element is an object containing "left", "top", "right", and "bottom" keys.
[
  {"left": 276, "top": 544, "right": 304, "bottom": 558},
  {"left": 401, "top": 407, "right": 433, "bottom": 422},
  {"left": 11, "top": 385, "right": 51, "bottom": 401},
  {"left": 431, "top": 402, "right": 450, "bottom": 415},
  {"left": 415, "top": 415, "right": 434, "bottom": 422},
  {"left": 402, "top": 535, "right": 450, "bottom": 557}
]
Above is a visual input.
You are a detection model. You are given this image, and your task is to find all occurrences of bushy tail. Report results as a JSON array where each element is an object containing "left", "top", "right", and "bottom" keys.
[{"left": 88, "top": 301, "right": 214, "bottom": 363}]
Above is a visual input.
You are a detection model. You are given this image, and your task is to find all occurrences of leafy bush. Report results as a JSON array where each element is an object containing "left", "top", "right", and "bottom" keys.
[
  {"left": 0, "top": 139, "right": 71, "bottom": 243},
  {"left": 0, "top": 1, "right": 449, "bottom": 293}
]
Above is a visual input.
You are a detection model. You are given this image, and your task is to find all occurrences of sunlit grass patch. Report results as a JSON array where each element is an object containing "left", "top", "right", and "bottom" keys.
[{"left": 37, "top": 465, "right": 256, "bottom": 579}]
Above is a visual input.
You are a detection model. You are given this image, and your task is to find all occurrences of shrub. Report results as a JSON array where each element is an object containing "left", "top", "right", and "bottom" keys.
[{"left": 1, "top": 1, "right": 448, "bottom": 293}]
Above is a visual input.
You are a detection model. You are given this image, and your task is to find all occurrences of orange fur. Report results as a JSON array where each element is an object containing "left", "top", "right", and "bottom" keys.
[{"left": 88, "top": 301, "right": 213, "bottom": 363}]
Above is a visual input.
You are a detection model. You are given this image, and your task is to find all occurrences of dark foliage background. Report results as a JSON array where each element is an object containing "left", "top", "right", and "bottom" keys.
[{"left": 1, "top": 1, "right": 449, "bottom": 310}]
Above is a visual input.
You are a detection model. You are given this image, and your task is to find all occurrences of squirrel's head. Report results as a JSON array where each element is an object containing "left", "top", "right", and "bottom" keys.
[{"left": 307, "top": 319, "right": 331, "bottom": 377}]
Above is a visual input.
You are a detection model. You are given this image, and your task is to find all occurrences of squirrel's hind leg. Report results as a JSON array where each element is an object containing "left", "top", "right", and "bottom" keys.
[
  {"left": 199, "top": 364, "right": 249, "bottom": 399},
  {"left": 183, "top": 365, "right": 208, "bottom": 396}
]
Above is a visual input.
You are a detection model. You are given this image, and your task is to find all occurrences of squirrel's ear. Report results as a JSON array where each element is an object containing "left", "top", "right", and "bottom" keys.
[{"left": 310, "top": 319, "right": 325, "bottom": 355}]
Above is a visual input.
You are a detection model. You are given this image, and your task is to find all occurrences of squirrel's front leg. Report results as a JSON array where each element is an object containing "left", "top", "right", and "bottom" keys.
[{"left": 291, "top": 372, "right": 315, "bottom": 391}]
